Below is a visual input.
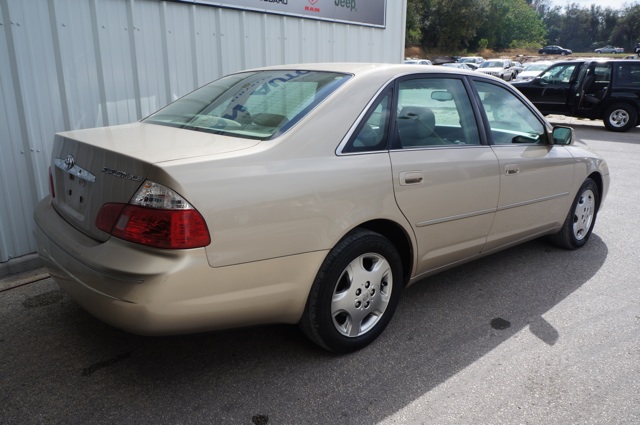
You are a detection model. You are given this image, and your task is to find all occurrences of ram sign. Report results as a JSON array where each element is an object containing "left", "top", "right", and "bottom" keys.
[{"left": 181, "top": 0, "right": 386, "bottom": 28}]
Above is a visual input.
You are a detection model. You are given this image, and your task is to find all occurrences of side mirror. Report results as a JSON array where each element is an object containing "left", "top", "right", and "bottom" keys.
[{"left": 552, "top": 126, "right": 574, "bottom": 145}]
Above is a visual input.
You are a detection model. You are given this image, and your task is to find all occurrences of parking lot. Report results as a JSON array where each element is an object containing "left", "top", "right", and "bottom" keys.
[{"left": 1, "top": 120, "right": 638, "bottom": 424}]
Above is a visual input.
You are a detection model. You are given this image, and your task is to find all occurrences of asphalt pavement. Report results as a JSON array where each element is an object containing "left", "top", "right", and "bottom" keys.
[{"left": 1, "top": 120, "right": 638, "bottom": 424}]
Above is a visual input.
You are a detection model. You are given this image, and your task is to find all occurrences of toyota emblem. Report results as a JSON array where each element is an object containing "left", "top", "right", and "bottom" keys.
[{"left": 63, "top": 155, "right": 75, "bottom": 171}]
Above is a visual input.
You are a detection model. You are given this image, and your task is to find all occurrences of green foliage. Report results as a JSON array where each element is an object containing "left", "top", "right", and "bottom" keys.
[
  {"left": 405, "top": 0, "right": 640, "bottom": 53},
  {"left": 422, "top": 0, "right": 489, "bottom": 51},
  {"left": 481, "top": 0, "right": 546, "bottom": 50},
  {"left": 405, "top": 0, "right": 426, "bottom": 46},
  {"left": 613, "top": 5, "right": 640, "bottom": 47}
]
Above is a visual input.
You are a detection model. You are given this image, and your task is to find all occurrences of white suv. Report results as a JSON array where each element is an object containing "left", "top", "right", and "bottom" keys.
[{"left": 477, "top": 59, "right": 517, "bottom": 81}]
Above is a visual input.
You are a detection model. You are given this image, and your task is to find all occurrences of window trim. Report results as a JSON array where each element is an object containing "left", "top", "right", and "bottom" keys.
[{"left": 337, "top": 80, "right": 396, "bottom": 156}]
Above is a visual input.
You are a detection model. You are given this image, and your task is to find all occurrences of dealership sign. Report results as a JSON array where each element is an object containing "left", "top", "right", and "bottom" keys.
[{"left": 178, "top": 0, "right": 386, "bottom": 28}]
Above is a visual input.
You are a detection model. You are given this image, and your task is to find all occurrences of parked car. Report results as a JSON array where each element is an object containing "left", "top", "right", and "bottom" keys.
[
  {"left": 477, "top": 59, "right": 517, "bottom": 81},
  {"left": 441, "top": 62, "right": 475, "bottom": 70},
  {"left": 462, "top": 62, "right": 480, "bottom": 70},
  {"left": 511, "top": 61, "right": 525, "bottom": 75},
  {"left": 512, "top": 59, "right": 640, "bottom": 132},
  {"left": 595, "top": 45, "right": 624, "bottom": 54},
  {"left": 538, "top": 45, "right": 572, "bottom": 55},
  {"left": 458, "top": 56, "right": 484, "bottom": 65},
  {"left": 403, "top": 58, "right": 432, "bottom": 65},
  {"left": 34, "top": 63, "right": 609, "bottom": 353},
  {"left": 513, "top": 61, "right": 554, "bottom": 83},
  {"left": 635, "top": 43, "right": 640, "bottom": 54}
]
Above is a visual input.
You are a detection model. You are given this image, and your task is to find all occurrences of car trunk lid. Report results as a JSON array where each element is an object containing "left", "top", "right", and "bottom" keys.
[{"left": 50, "top": 122, "right": 260, "bottom": 242}]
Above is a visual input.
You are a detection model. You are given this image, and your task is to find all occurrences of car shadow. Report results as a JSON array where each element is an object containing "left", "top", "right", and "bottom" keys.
[{"left": 3, "top": 235, "right": 608, "bottom": 424}]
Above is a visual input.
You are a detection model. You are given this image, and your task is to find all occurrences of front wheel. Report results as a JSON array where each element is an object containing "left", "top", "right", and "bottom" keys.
[
  {"left": 549, "top": 178, "right": 599, "bottom": 250},
  {"left": 603, "top": 103, "right": 638, "bottom": 132},
  {"left": 299, "top": 229, "right": 403, "bottom": 353}
]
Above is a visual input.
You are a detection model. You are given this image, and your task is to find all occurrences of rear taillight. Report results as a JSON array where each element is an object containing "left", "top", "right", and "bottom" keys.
[{"left": 96, "top": 180, "right": 210, "bottom": 249}]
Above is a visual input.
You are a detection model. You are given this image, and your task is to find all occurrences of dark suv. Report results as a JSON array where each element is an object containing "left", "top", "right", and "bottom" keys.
[{"left": 512, "top": 59, "right": 640, "bottom": 132}]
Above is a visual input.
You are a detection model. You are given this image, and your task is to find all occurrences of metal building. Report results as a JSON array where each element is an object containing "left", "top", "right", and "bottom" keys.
[{"left": 0, "top": 0, "right": 406, "bottom": 274}]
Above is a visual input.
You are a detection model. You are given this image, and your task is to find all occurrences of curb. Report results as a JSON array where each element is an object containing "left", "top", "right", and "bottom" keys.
[
  {"left": 0, "top": 267, "right": 50, "bottom": 292},
  {"left": 0, "top": 254, "right": 49, "bottom": 292}
]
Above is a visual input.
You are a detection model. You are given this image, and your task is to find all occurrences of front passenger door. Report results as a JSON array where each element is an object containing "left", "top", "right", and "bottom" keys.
[
  {"left": 519, "top": 62, "right": 580, "bottom": 114},
  {"left": 474, "top": 80, "right": 575, "bottom": 253}
]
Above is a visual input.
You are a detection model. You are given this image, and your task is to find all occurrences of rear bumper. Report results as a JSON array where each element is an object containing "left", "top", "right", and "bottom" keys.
[{"left": 34, "top": 197, "right": 325, "bottom": 335}]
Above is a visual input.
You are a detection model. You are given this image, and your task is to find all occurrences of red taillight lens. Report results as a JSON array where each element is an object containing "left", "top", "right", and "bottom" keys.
[
  {"left": 96, "top": 203, "right": 128, "bottom": 233},
  {"left": 97, "top": 204, "right": 210, "bottom": 249},
  {"left": 95, "top": 180, "right": 211, "bottom": 249}
]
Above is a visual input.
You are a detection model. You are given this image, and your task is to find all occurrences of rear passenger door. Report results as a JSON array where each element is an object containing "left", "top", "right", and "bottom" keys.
[{"left": 389, "top": 76, "right": 500, "bottom": 277}]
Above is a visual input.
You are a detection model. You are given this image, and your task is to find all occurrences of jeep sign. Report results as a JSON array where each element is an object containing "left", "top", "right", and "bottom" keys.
[{"left": 180, "top": 0, "right": 386, "bottom": 28}]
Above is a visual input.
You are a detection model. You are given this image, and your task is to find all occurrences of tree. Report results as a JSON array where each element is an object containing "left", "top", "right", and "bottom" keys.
[
  {"left": 405, "top": 0, "right": 426, "bottom": 46},
  {"left": 612, "top": 4, "right": 640, "bottom": 48},
  {"left": 477, "top": 0, "right": 546, "bottom": 50},
  {"left": 405, "top": 0, "right": 638, "bottom": 53},
  {"left": 422, "top": 0, "right": 489, "bottom": 51}
]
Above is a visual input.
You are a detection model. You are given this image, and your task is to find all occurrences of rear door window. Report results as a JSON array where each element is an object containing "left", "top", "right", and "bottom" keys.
[
  {"left": 394, "top": 77, "right": 481, "bottom": 148},
  {"left": 614, "top": 62, "right": 640, "bottom": 86}
]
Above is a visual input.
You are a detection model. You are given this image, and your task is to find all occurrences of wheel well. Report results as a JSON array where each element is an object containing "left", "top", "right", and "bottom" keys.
[
  {"left": 603, "top": 100, "right": 639, "bottom": 115},
  {"left": 588, "top": 172, "right": 604, "bottom": 209},
  {"left": 357, "top": 220, "right": 413, "bottom": 286}
]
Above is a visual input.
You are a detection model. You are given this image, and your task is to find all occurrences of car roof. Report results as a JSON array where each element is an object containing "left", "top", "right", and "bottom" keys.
[
  {"left": 238, "top": 62, "right": 483, "bottom": 79},
  {"left": 553, "top": 59, "right": 632, "bottom": 65}
]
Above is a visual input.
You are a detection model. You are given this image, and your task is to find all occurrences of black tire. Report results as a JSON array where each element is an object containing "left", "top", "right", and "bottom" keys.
[
  {"left": 299, "top": 229, "right": 403, "bottom": 353},
  {"left": 549, "top": 178, "right": 599, "bottom": 250},
  {"left": 603, "top": 103, "right": 638, "bottom": 132}
]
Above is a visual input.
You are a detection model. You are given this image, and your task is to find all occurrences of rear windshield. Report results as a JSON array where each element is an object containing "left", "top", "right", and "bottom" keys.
[{"left": 143, "top": 70, "right": 351, "bottom": 140}]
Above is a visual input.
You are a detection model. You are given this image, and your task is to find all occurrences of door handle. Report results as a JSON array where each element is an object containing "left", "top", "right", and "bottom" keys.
[
  {"left": 505, "top": 164, "right": 519, "bottom": 175},
  {"left": 400, "top": 171, "right": 424, "bottom": 185}
]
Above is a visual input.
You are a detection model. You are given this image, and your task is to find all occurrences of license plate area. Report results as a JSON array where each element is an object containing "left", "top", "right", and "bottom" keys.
[{"left": 60, "top": 173, "right": 89, "bottom": 217}]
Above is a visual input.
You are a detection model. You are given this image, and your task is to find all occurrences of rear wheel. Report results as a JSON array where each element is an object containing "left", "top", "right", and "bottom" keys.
[
  {"left": 603, "top": 103, "right": 638, "bottom": 132},
  {"left": 299, "top": 229, "right": 403, "bottom": 353},
  {"left": 549, "top": 178, "right": 599, "bottom": 250}
]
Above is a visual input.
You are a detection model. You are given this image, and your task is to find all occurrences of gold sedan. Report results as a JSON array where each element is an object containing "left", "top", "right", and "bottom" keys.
[{"left": 34, "top": 63, "right": 609, "bottom": 353}]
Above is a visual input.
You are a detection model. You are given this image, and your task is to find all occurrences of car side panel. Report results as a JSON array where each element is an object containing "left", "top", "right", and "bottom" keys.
[
  {"left": 152, "top": 145, "right": 407, "bottom": 269},
  {"left": 390, "top": 146, "right": 500, "bottom": 276},
  {"left": 483, "top": 145, "right": 575, "bottom": 252}
]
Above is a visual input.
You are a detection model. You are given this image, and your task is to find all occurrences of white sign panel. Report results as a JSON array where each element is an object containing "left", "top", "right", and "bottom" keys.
[{"left": 179, "top": 0, "right": 386, "bottom": 28}]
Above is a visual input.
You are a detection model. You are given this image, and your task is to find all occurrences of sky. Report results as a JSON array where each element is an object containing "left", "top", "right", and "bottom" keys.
[{"left": 547, "top": 0, "right": 639, "bottom": 10}]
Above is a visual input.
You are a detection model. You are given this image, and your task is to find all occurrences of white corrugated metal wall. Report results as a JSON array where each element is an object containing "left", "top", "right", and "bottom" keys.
[{"left": 0, "top": 0, "right": 406, "bottom": 268}]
